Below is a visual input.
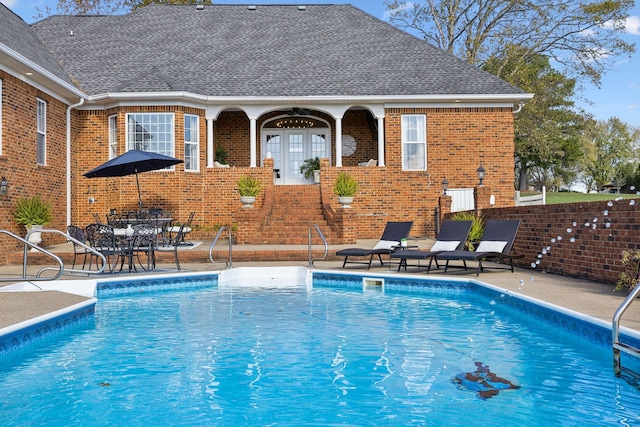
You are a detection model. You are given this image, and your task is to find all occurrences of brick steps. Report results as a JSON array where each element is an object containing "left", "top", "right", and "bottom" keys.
[{"left": 256, "top": 185, "right": 336, "bottom": 245}]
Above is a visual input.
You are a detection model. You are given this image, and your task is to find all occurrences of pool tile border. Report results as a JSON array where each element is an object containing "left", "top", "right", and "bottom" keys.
[
  {"left": 313, "top": 271, "right": 640, "bottom": 361},
  {"left": 0, "top": 271, "right": 220, "bottom": 357},
  {"left": 0, "top": 299, "right": 96, "bottom": 357}
]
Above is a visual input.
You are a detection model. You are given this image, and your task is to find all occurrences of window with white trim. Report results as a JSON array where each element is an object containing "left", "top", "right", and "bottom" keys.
[
  {"left": 126, "top": 113, "right": 174, "bottom": 158},
  {"left": 36, "top": 98, "right": 47, "bottom": 165},
  {"left": 401, "top": 114, "right": 426, "bottom": 170},
  {"left": 184, "top": 114, "right": 199, "bottom": 172},
  {"left": 108, "top": 115, "right": 117, "bottom": 159}
]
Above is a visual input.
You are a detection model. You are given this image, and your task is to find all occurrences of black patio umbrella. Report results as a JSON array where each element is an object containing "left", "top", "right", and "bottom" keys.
[{"left": 84, "top": 150, "right": 184, "bottom": 211}]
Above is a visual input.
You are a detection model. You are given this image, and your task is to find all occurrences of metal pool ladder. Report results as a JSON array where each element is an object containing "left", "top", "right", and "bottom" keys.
[
  {"left": 612, "top": 283, "right": 640, "bottom": 377},
  {"left": 308, "top": 225, "right": 328, "bottom": 267}
]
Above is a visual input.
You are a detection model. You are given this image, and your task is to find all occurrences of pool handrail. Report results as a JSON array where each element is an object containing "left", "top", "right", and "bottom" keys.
[
  {"left": 308, "top": 224, "right": 328, "bottom": 267},
  {"left": 612, "top": 282, "right": 640, "bottom": 377},
  {"left": 208, "top": 225, "right": 233, "bottom": 268},
  {"left": 0, "top": 228, "right": 108, "bottom": 281}
]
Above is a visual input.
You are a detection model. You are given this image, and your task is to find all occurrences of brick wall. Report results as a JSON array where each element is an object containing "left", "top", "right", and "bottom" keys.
[
  {"left": 70, "top": 105, "right": 517, "bottom": 240},
  {"left": 0, "top": 72, "right": 68, "bottom": 263},
  {"left": 463, "top": 198, "right": 640, "bottom": 284},
  {"left": 318, "top": 107, "right": 517, "bottom": 240},
  {"left": 1, "top": 99, "right": 517, "bottom": 258}
]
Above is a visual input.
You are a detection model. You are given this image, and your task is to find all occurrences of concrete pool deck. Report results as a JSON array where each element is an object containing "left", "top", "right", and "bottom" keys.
[{"left": 1, "top": 240, "right": 639, "bottom": 333}]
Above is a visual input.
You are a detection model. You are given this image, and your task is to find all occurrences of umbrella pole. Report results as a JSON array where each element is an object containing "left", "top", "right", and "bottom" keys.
[{"left": 135, "top": 168, "right": 143, "bottom": 212}]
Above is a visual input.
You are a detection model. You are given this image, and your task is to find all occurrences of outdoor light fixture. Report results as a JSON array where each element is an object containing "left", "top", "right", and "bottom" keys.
[
  {"left": 0, "top": 177, "right": 8, "bottom": 196},
  {"left": 441, "top": 177, "right": 448, "bottom": 195},
  {"left": 477, "top": 164, "right": 486, "bottom": 186}
]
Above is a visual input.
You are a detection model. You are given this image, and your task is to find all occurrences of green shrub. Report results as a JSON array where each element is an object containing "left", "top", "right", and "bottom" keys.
[
  {"left": 13, "top": 195, "right": 52, "bottom": 226},
  {"left": 616, "top": 250, "right": 640, "bottom": 292},
  {"left": 237, "top": 175, "right": 262, "bottom": 197},
  {"left": 332, "top": 172, "right": 359, "bottom": 197},
  {"left": 450, "top": 211, "right": 484, "bottom": 250}
]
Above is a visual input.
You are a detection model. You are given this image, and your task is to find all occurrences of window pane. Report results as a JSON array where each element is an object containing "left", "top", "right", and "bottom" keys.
[
  {"left": 266, "top": 134, "right": 282, "bottom": 170},
  {"left": 402, "top": 114, "right": 426, "bottom": 170},
  {"left": 403, "top": 143, "right": 426, "bottom": 170},
  {"left": 36, "top": 99, "right": 46, "bottom": 165},
  {"left": 288, "top": 134, "right": 304, "bottom": 179},
  {"left": 311, "top": 133, "right": 326, "bottom": 159},
  {"left": 184, "top": 114, "right": 199, "bottom": 171},
  {"left": 109, "top": 115, "right": 117, "bottom": 159},
  {"left": 36, "top": 133, "right": 46, "bottom": 165},
  {"left": 126, "top": 113, "right": 174, "bottom": 157}
]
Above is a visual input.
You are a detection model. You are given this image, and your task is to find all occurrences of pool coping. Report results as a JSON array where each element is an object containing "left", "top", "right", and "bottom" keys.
[{"left": 1, "top": 267, "right": 639, "bottom": 370}]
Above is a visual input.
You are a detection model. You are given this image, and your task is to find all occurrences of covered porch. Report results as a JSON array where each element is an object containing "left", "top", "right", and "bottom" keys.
[{"left": 206, "top": 104, "right": 386, "bottom": 177}]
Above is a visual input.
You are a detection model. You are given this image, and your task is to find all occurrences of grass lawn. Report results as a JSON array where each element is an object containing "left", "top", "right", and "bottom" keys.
[{"left": 520, "top": 191, "right": 640, "bottom": 204}]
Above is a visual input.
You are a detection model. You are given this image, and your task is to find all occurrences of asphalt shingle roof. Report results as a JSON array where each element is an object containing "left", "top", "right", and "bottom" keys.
[
  {"left": 29, "top": 4, "right": 525, "bottom": 98},
  {"left": 0, "top": 4, "right": 72, "bottom": 85}
]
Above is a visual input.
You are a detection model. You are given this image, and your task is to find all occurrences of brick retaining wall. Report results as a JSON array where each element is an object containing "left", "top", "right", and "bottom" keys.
[{"left": 471, "top": 198, "right": 640, "bottom": 284}]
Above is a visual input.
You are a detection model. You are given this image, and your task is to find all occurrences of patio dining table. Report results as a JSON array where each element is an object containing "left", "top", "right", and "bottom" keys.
[
  {"left": 110, "top": 217, "right": 174, "bottom": 245},
  {"left": 113, "top": 226, "right": 158, "bottom": 272}
]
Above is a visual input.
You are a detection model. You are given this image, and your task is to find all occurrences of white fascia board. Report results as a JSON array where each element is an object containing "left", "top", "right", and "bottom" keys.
[
  {"left": 0, "top": 45, "right": 86, "bottom": 103},
  {"left": 83, "top": 91, "right": 534, "bottom": 108}
]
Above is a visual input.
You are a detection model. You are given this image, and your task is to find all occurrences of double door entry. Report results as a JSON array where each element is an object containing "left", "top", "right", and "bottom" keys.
[{"left": 263, "top": 128, "right": 330, "bottom": 185}]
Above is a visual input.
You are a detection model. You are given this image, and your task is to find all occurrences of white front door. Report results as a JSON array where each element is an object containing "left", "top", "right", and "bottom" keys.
[{"left": 262, "top": 126, "right": 330, "bottom": 185}]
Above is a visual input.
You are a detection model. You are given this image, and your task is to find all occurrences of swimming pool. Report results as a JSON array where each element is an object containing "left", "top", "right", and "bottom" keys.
[{"left": 1, "top": 268, "right": 639, "bottom": 426}]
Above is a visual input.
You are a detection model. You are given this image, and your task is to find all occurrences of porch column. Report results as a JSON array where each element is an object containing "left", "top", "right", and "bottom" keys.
[
  {"left": 335, "top": 117, "right": 343, "bottom": 167},
  {"left": 206, "top": 118, "right": 214, "bottom": 168},
  {"left": 250, "top": 117, "right": 257, "bottom": 167},
  {"left": 377, "top": 117, "right": 385, "bottom": 167}
]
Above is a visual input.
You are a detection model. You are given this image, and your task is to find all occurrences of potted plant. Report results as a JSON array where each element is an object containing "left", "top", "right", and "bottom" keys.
[
  {"left": 13, "top": 195, "right": 52, "bottom": 249},
  {"left": 237, "top": 175, "right": 262, "bottom": 208},
  {"left": 300, "top": 157, "right": 321, "bottom": 184},
  {"left": 215, "top": 147, "right": 229, "bottom": 165},
  {"left": 332, "top": 172, "right": 359, "bottom": 208}
]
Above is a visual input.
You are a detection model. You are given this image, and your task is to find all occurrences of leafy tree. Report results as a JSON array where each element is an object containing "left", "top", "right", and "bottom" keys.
[
  {"left": 484, "top": 51, "right": 585, "bottom": 190},
  {"left": 384, "top": 0, "right": 635, "bottom": 190},
  {"left": 384, "top": 0, "right": 635, "bottom": 87},
  {"left": 580, "top": 117, "right": 640, "bottom": 191},
  {"left": 617, "top": 161, "right": 640, "bottom": 193}
]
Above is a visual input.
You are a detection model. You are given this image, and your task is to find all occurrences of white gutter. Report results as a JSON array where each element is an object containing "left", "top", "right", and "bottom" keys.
[
  {"left": 512, "top": 102, "right": 524, "bottom": 113},
  {"left": 85, "top": 91, "right": 535, "bottom": 106},
  {"left": 66, "top": 98, "right": 85, "bottom": 227}
]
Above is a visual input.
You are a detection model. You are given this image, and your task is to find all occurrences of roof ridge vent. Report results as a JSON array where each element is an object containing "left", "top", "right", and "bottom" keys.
[
  {"left": 298, "top": 5, "right": 307, "bottom": 11},
  {"left": 247, "top": 5, "right": 256, "bottom": 10}
]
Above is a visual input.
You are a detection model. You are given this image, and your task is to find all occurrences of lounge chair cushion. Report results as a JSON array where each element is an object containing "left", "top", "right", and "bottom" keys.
[
  {"left": 430, "top": 240, "right": 460, "bottom": 252},
  {"left": 475, "top": 240, "right": 508, "bottom": 253},
  {"left": 372, "top": 240, "right": 399, "bottom": 250}
]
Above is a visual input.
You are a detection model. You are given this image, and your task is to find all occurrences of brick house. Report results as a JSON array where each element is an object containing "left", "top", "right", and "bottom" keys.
[{"left": 0, "top": 4, "right": 531, "bottom": 258}]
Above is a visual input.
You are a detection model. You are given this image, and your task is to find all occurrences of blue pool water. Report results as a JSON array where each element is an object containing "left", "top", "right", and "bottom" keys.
[{"left": 1, "top": 273, "right": 639, "bottom": 426}]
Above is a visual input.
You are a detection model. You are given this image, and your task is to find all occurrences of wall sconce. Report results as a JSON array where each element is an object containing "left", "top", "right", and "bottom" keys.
[
  {"left": 0, "top": 177, "right": 8, "bottom": 196},
  {"left": 476, "top": 165, "right": 485, "bottom": 186},
  {"left": 441, "top": 177, "right": 448, "bottom": 195}
]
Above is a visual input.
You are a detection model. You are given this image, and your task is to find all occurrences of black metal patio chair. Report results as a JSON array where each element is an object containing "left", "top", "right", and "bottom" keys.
[{"left": 67, "top": 225, "right": 89, "bottom": 269}]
